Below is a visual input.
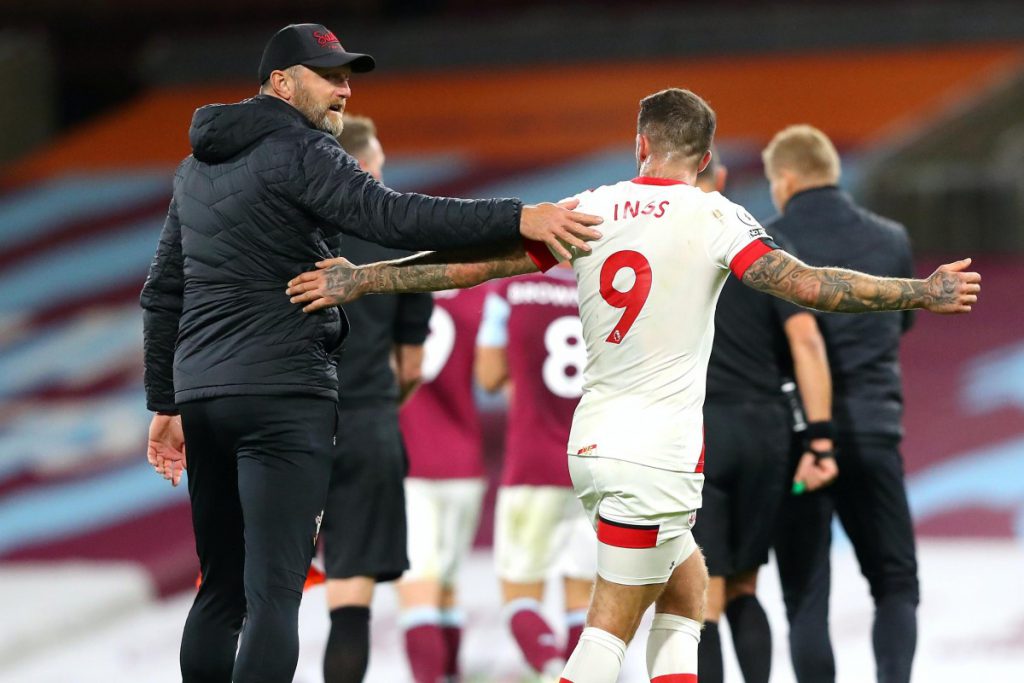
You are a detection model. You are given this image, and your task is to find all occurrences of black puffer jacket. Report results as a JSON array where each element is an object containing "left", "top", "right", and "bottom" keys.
[{"left": 141, "top": 95, "right": 521, "bottom": 412}]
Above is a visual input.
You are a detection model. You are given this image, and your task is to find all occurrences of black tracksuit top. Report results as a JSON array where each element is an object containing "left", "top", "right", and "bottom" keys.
[{"left": 141, "top": 95, "right": 521, "bottom": 412}]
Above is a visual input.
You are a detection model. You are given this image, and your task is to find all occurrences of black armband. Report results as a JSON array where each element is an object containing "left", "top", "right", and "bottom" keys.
[{"left": 804, "top": 420, "right": 835, "bottom": 443}]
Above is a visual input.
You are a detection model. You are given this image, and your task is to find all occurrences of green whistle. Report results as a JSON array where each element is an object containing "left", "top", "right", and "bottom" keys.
[{"left": 792, "top": 481, "right": 807, "bottom": 496}]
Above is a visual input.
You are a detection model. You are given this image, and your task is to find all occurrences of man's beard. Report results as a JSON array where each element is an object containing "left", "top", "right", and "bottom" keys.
[{"left": 293, "top": 84, "right": 344, "bottom": 137}]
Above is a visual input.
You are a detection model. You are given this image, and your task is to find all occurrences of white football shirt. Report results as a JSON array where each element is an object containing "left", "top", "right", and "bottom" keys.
[{"left": 524, "top": 177, "right": 774, "bottom": 472}]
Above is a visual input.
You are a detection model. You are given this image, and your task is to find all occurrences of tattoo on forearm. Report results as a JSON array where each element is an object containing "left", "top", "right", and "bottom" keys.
[
  {"left": 743, "top": 250, "right": 955, "bottom": 313},
  {"left": 322, "top": 239, "right": 537, "bottom": 301}
]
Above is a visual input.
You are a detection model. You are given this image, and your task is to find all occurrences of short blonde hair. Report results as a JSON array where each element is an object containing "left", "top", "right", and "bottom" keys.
[
  {"left": 762, "top": 124, "right": 841, "bottom": 184},
  {"left": 338, "top": 114, "right": 377, "bottom": 155}
]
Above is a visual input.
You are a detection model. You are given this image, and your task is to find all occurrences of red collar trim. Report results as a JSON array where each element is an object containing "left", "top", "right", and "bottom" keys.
[{"left": 630, "top": 176, "right": 688, "bottom": 186}]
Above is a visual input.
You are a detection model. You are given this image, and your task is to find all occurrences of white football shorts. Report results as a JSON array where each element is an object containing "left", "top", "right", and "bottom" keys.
[
  {"left": 568, "top": 455, "right": 703, "bottom": 586},
  {"left": 494, "top": 485, "right": 597, "bottom": 584},
  {"left": 402, "top": 477, "right": 485, "bottom": 586}
]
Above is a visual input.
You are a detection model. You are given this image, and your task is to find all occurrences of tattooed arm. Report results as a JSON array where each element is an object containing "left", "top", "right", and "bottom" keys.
[
  {"left": 287, "top": 239, "right": 539, "bottom": 312},
  {"left": 742, "top": 249, "right": 981, "bottom": 314}
]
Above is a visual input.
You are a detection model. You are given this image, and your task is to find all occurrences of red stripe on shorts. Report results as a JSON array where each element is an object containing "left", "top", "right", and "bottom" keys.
[
  {"left": 651, "top": 674, "right": 698, "bottom": 682},
  {"left": 597, "top": 516, "right": 659, "bottom": 549}
]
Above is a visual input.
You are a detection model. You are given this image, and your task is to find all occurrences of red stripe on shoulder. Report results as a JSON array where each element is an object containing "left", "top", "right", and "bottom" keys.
[
  {"left": 522, "top": 237, "right": 559, "bottom": 272},
  {"left": 651, "top": 674, "right": 699, "bottom": 682},
  {"left": 729, "top": 239, "right": 774, "bottom": 279}
]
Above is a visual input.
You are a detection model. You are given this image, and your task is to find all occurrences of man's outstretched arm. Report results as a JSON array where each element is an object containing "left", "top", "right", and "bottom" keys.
[
  {"left": 742, "top": 249, "right": 981, "bottom": 315},
  {"left": 287, "top": 239, "right": 540, "bottom": 312}
]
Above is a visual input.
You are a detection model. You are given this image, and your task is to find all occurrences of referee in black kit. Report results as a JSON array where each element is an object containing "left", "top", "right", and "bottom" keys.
[
  {"left": 763, "top": 125, "right": 919, "bottom": 683},
  {"left": 140, "top": 23, "right": 602, "bottom": 683},
  {"left": 694, "top": 150, "right": 836, "bottom": 683},
  {"left": 320, "top": 114, "right": 432, "bottom": 683}
]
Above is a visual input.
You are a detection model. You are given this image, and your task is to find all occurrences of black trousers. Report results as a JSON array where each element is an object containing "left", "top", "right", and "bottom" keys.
[
  {"left": 178, "top": 395, "right": 336, "bottom": 683},
  {"left": 775, "top": 431, "right": 920, "bottom": 683}
]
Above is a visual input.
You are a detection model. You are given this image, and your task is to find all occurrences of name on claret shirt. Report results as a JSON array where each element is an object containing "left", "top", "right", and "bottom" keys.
[
  {"left": 613, "top": 200, "right": 670, "bottom": 221},
  {"left": 507, "top": 282, "right": 578, "bottom": 307}
]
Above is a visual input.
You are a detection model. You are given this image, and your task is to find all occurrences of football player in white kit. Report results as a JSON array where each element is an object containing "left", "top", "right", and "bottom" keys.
[{"left": 287, "top": 88, "right": 981, "bottom": 683}]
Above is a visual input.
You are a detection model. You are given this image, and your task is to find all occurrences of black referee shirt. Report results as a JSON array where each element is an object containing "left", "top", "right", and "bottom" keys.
[
  {"left": 330, "top": 236, "right": 433, "bottom": 408},
  {"left": 767, "top": 186, "right": 915, "bottom": 437},
  {"left": 707, "top": 233, "right": 805, "bottom": 402}
]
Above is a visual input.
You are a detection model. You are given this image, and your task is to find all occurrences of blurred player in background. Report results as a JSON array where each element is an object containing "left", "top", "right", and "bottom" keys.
[
  {"left": 287, "top": 88, "right": 980, "bottom": 683},
  {"left": 319, "top": 115, "right": 433, "bottom": 683},
  {"left": 396, "top": 286, "right": 488, "bottom": 683},
  {"left": 476, "top": 265, "right": 597, "bottom": 679},
  {"left": 694, "top": 151, "right": 835, "bottom": 683},
  {"left": 765, "top": 126, "right": 921, "bottom": 683}
]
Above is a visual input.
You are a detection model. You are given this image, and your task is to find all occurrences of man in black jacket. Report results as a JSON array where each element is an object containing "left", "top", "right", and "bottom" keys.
[
  {"left": 763, "top": 125, "right": 919, "bottom": 683},
  {"left": 140, "top": 23, "right": 602, "bottom": 683}
]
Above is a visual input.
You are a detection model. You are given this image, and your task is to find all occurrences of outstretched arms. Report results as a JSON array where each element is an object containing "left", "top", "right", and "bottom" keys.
[
  {"left": 287, "top": 239, "right": 540, "bottom": 312},
  {"left": 299, "top": 140, "right": 601, "bottom": 259},
  {"left": 742, "top": 250, "right": 981, "bottom": 314}
]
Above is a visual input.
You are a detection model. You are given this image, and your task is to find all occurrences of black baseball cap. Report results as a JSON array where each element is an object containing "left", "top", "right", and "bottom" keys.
[{"left": 258, "top": 23, "right": 376, "bottom": 83}]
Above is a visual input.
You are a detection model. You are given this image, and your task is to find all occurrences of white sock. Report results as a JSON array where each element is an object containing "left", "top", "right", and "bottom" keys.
[
  {"left": 560, "top": 627, "right": 626, "bottom": 683},
  {"left": 645, "top": 613, "right": 701, "bottom": 682}
]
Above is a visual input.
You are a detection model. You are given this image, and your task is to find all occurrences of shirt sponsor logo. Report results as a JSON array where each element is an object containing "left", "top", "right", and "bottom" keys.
[
  {"left": 507, "top": 281, "right": 578, "bottom": 307},
  {"left": 577, "top": 443, "right": 598, "bottom": 455}
]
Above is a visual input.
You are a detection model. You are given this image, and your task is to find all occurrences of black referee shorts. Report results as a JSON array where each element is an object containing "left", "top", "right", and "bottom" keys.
[
  {"left": 695, "top": 398, "right": 791, "bottom": 577},
  {"left": 322, "top": 403, "right": 409, "bottom": 582}
]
